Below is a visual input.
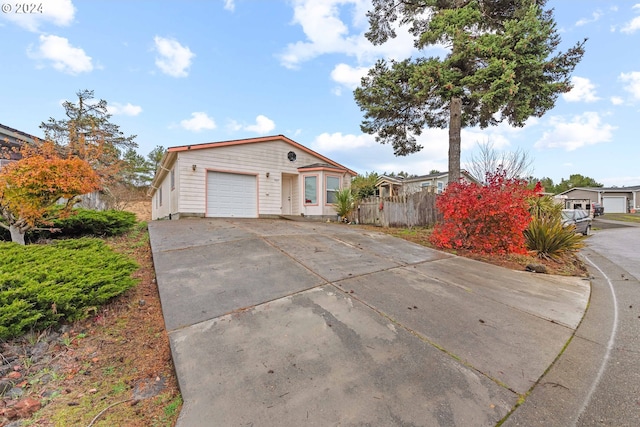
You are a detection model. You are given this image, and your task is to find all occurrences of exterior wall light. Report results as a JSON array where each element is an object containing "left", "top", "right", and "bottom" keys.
[{"left": 192, "top": 164, "right": 197, "bottom": 171}]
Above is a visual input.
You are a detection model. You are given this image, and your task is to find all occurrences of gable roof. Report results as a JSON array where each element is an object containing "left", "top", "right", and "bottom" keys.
[
  {"left": 150, "top": 135, "right": 357, "bottom": 194},
  {"left": 0, "top": 123, "right": 41, "bottom": 161},
  {"left": 376, "top": 170, "right": 477, "bottom": 186},
  {"left": 556, "top": 186, "right": 640, "bottom": 196}
]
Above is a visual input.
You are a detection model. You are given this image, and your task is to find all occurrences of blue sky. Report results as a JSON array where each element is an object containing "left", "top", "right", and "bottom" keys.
[{"left": 1, "top": 0, "right": 638, "bottom": 186}]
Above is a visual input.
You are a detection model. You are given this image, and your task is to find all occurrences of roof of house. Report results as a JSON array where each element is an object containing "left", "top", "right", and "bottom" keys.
[
  {"left": 556, "top": 186, "right": 640, "bottom": 196},
  {"left": 149, "top": 135, "right": 357, "bottom": 195},
  {"left": 376, "top": 170, "right": 477, "bottom": 186},
  {"left": 0, "top": 123, "right": 39, "bottom": 145}
]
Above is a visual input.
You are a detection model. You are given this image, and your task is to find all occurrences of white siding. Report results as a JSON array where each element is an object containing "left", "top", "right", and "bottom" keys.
[{"left": 175, "top": 140, "right": 348, "bottom": 216}]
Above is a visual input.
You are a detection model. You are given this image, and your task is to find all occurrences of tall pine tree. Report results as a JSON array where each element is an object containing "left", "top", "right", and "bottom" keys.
[{"left": 355, "top": 0, "right": 586, "bottom": 181}]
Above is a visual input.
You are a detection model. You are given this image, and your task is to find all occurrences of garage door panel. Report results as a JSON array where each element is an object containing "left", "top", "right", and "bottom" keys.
[
  {"left": 603, "top": 197, "right": 626, "bottom": 214},
  {"left": 207, "top": 172, "right": 257, "bottom": 218}
]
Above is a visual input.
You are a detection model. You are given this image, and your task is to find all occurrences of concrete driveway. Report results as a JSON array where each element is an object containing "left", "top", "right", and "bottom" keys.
[{"left": 148, "top": 218, "right": 589, "bottom": 427}]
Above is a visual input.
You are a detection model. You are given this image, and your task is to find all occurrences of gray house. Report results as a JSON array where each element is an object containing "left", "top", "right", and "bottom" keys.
[
  {"left": 375, "top": 170, "right": 477, "bottom": 197},
  {"left": 555, "top": 186, "right": 640, "bottom": 214}
]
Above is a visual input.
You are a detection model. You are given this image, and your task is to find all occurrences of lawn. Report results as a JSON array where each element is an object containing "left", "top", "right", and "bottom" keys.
[{"left": 600, "top": 212, "right": 640, "bottom": 223}]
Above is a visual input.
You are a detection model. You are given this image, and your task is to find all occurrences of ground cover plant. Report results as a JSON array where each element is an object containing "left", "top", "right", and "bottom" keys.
[
  {"left": 0, "top": 238, "right": 138, "bottom": 340},
  {"left": 0, "top": 220, "right": 181, "bottom": 426}
]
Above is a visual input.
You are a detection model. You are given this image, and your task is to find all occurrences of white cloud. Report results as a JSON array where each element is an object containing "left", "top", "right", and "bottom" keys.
[
  {"left": 245, "top": 115, "right": 276, "bottom": 134},
  {"left": 28, "top": 34, "right": 93, "bottom": 74},
  {"left": 563, "top": 76, "right": 600, "bottom": 103},
  {"left": 621, "top": 4, "right": 640, "bottom": 33},
  {"left": 107, "top": 102, "right": 142, "bottom": 116},
  {"left": 534, "top": 112, "right": 616, "bottom": 151},
  {"left": 180, "top": 112, "right": 216, "bottom": 132},
  {"left": 312, "top": 132, "right": 377, "bottom": 152},
  {"left": 610, "top": 96, "right": 624, "bottom": 105},
  {"left": 226, "top": 119, "right": 243, "bottom": 132},
  {"left": 576, "top": 11, "right": 602, "bottom": 27},
  {"left": 154, "top": 36, "right": 195, "bottom": 78},
  {"left": 278, "top": 0, "right": 431, "bottom": 69},
  {"left": 621, "top": 16, "right": 640, "bottom": 34},
  {"left": 223, "top": 0, "right": 235, "bottom": 12},
  {"left": 331, "top": 63, "right": 369, "bottom": 90},
  {"left": 620, "top": 71, "right": 640, "bottom": 99},
  {"left": 1, "top": 0, "right": 75, "bottom": 31}
]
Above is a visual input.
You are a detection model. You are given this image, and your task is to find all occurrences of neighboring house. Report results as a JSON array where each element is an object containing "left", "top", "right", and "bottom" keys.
[
  {"left": 555, "top": 186, "right": 640, "bottom": 214},
  {"left": 0, "top": 123, "right": 37, "bottom": 168},
  {"left": 149, "top": 135, "right": 357, "bottom": 220},
  {"left": 0, "top": 123, "right": 106, "bottom": 210},
  {"left": 376, "top": 170, "right": 477, "bottom": 197}
]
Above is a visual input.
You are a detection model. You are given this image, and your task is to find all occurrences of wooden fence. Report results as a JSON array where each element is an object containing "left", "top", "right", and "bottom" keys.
[{"left": 355, "top": 188, "right": 441, "bottom": 228}]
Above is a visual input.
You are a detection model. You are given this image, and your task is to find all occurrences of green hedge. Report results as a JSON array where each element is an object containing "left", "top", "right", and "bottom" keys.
[
  {"left": 0, "top": 238, "right": 139, "bottom": 339},
  {"left": 0, "top": 209, "right": 137, "bottom": 242}
]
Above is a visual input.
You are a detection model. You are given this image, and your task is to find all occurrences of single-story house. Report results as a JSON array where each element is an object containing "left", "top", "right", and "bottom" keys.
[
  {"left": 376, "top": 170, "right": 477, "bottom": 197},
  {"left": 149, "top": 135, "right": 357, "bottom": 220},
  {"left": 555, "top": 186, "right": 640, "bottom": 214}
]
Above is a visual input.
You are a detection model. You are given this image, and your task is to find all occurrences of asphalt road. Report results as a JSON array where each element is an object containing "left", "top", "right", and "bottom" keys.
[{"left": 503, "top": 221, "right": 640, "bottom": 426}]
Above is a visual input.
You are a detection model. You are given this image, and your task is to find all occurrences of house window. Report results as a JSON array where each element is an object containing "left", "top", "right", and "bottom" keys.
[
  {"left": 304, "top": 176, "right": 317, "bottom": 204},
  {"left": 437, "top": 181, "right": 444, "bottom": 194},
  {"left": 421, "top": 182, "right": 432, "bottom": 188},
  {"left": 159, "top": 187, "right": 163, "bottom": 206},
  {"left": 326, "top": 176, "right": 340, "bottom": 204},
  {"left": 170, "top": 169, "right": 175, "bottom": 190}
]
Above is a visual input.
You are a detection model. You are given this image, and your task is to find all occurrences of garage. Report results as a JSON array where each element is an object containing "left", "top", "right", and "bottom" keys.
[
  {"left": 603, "top": 196, "right": 627, "bottom": 214},
  {"left": 206, "top": 171, "right": 257, "bottom": 217}
]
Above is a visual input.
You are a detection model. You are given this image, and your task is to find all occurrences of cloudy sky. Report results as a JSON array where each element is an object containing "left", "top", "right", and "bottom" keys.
[{"left": 1, "top": 0, "right": 639, "bottom": 186}]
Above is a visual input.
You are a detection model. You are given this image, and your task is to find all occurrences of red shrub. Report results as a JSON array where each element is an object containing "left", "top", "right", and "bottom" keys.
[{"left": 430, "top": 171, "right": 537, "bottom": 255}]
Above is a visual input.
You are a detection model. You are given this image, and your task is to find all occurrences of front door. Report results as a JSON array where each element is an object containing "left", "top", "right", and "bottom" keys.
[{"left": 282, "top": 175, "right": 293, "bottom": 215}]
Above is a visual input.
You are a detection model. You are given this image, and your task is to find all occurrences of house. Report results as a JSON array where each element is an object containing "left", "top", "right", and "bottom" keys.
[
  {"left": 0, "top": 123, "right": 37, "bottom": 168},
  {"left": 555, "top": 186, "right": 640, "bottom": 214},
  {"left": 148, "top": 135, "right": 357, "bottom": 220},
  {"left": 376, "top": 170, "right": 477, "bottom": 197}
]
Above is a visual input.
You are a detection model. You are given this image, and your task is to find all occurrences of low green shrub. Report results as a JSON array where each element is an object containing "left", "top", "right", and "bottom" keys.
[
  {"left": 0, "top": 238, "right": 139, "bottom": 339},
  {"left": 0, "top": 209, "right": 138, "bottom": 242},
  {"left": 47, "top": 209, "right": 137, "bottom": 237},
  {"left": 524, "top": 216, "right": 584, "bottom": 259},
  {"left": 333, "top": 188, "right": 355, "bottom": 219},
  {"left": 525, "top": 195, "right": 584, "bottom": 259}
]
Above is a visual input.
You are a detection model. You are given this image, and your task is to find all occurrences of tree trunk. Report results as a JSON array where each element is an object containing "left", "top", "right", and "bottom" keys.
[
  {"left": 9, "top": 225, "right": 26, "bottom": 245},
  {"left": 448, "top": 97, "right": 462, "bottom": 183}
]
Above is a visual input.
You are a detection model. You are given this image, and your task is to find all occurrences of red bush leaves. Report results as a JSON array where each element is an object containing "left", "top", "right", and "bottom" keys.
[{"left": 431, "top": 170, "right": 538, "bottom": 255}]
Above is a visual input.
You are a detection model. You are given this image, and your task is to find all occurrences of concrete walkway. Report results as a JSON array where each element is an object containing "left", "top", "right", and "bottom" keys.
[{"left": 148, "top": 218, "right": 590, "bottom": 427}]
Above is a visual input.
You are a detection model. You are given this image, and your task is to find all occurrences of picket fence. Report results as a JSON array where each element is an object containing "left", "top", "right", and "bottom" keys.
[{"left": 355, "top": 189, "right": 441, "bottom": 228}]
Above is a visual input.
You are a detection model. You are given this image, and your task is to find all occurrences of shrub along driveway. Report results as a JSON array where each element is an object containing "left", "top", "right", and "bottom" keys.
[{"left": 148, "top": 218, "right": 589, "bottom": 427}]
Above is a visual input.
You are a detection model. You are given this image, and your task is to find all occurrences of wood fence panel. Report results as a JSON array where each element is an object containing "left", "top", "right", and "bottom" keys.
[{"left": 356, "top": 189, "right": 441, "bottom": 228}]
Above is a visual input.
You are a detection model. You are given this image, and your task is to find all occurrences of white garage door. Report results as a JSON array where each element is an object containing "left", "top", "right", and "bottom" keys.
[
  {"left": 603, "top": 196, "right": 626, "bottom": 214},
  {"left": 206, "top": 171, "right": 257, "bottom": 217}
]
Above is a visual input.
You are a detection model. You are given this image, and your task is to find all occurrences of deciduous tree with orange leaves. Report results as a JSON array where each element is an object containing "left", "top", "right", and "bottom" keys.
[{"left": 0, "top": 141, "right": 100, "bottom": 245}]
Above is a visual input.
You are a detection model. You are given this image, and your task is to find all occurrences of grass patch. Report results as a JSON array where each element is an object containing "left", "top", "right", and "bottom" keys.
[{"left": 601, "top": 213, "right": 640, "bottom": 223}]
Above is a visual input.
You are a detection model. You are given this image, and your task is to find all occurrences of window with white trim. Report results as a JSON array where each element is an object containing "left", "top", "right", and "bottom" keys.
[
  {"left": 326, "top": 176, "right": 340, "bottom": 204},
  {"left": 304, "top": 176, "right": 317, "bottom": 204}
]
